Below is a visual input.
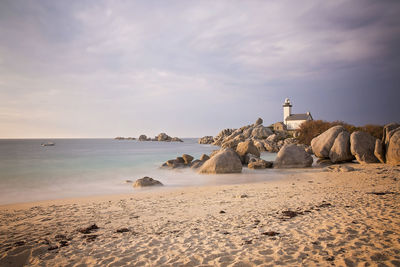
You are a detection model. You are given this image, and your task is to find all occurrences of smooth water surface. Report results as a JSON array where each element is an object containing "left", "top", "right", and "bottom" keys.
[{"left": 0, "top": 138, "right": 279, "bottom": 204}]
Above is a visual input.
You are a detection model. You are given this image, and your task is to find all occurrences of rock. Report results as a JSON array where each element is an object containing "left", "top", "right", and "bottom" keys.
[
  {"left": 383, "top": 123, "right": 400, "bottom": 147},
  {"left": 251, "top": 126, "right": 272, "bottom": 139},
  {"left": 198, "top": 148, "right": 242, "bottom": 174},
  {"left": 262, "top": 140, "right": 280, "bottom": 152},
  {"left": 198, "top": 136, "right": 214, "bottom": 144},
  {"left": 243, "top": 127, "right": 254, "bottom": 139},
  {"left": 274, "top": 144, "right": 313, "bottom": 168},
  {"left": 350, "top": 131, "right": 379, "bottom": 164},
  {"left": 323, "top": 165, "right": 355, "bottom": 172},
  {"left": 236, "top": 140, "right": 260, "bottom": 157},
  {"left": 315, "top": 158, "right": 334, "bottom": 167},
  {"left": 157, "top": 133, "right": 171, "bottom": 141},
  {"left": 311, "top": 126, "right": 345, "bottom": 158},
  {"left": 175, "top": 157, "right": 185, "bottom": 164},
  {"left": 171, "top": 137, "right": 183, "bottom": 142},
  {"left": 253, "top": 140, "right": 266, "bottom": 152},
  {"left": 221, "top": 134, "right": 245, "bottom": 149},
  {"left": 165, "top": 159, "right": 184, "bottom": 168},
  {"left": 254, "top": 117, "right": 263, "bottom": 126},
  {"left": 209, "top": 150, "right": 220, "bottom": 158},
  {"left": 243, "top": 153, "right": 259, "bottom": 165},
  {"left": 329, "top": 131, "right": 354, "bottom": 163},
  {"left": 200, "top": 154, "right": 210, "bottom": 161},
  {"left": 133, "top": 177, "right": 163, "bottom": 188},
  {"left": 190, "top": 160, "right": 204, "bottom": 169},
  {"left": 182, "top": 154, "right": 194, "bottom": 165},
  {"left": 78, "top": 224, "right": 99, "bottom": 234},
  {"left": 138, "top": 134, "right": 149, "bottom": 141},
  {"left": 386, "top": 129, "right": 400, "bottom": 165},
  {"left": 374, "top": 139, "right": 385, "bottom": 163},
  {"left": 248, "top": 159, "right": 273, "bottom": 169},
  {"left": 266, "top": 134, "right": 278, "bottom": 142}
]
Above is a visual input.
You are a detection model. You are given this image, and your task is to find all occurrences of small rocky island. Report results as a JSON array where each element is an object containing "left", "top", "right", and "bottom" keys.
[{"left": 115, "top": 133, "right": 183, "bottom": 142}]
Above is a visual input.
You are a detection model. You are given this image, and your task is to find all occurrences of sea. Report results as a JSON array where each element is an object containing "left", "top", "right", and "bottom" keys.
[{"left": 0, "top": 138, "right": 282, "bottom": 205}]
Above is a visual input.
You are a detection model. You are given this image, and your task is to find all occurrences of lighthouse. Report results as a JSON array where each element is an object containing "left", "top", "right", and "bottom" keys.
[{"left": 282, "top": 98, "right": 292, "bottom": 124}]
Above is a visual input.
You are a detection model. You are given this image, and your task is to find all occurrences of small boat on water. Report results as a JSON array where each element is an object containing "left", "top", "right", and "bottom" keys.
[{"left": 41, "top": 142, "right": 55, "bottom": 146}]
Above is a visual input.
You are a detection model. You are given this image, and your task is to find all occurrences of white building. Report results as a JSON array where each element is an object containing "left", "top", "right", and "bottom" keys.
[{"left": 283, "top": 98, "right": 313, "bottom": 131}]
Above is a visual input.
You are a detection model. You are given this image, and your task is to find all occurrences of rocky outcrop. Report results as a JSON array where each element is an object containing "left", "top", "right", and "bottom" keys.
[
  {"left": 198, "top": 136, "right": 214, "bottom": 144},
  {"left": 274, "top": 144, "right": 313, "bottom": 168},
  {"left": 157, "top": 133, "right": 171, "bottom": 141},
  {"left": 138, "top": 135, "right": 150, "bottom": 141},
  {"left": 236, "top": 140, "right": 260, "bottom": 158},
  {"left": 138, "top": 133, "right": 182, "bottom": 142},
  {"left": 311, "top": 126, "right": 345, "bottom": 158},
  {"left": 329, "top": 131, "right": 354, "bottom": 163},
  {"left": 133, "top": 177, "right": 163, "bottom": 188},
  {"left": 386, "top": 128, "right": 400, "bottom": 165},
  {"left": 198, "top": 148, "right": 242, "bottom": 174},
  {"left": 350, "top": 131, "right": 379, "bottom": 164},
  {"left": 197, "top": 118, "right": 292, "bottom": 154}
]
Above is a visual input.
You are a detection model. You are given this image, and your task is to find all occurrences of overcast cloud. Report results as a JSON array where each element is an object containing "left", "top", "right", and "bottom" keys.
[{"left": 0, "top": 0, "right": 399, "bottom": 138}]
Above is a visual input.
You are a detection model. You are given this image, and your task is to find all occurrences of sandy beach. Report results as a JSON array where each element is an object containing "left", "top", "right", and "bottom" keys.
[{"left": 1, "top": 163, "right": 399, "bottom": 267}]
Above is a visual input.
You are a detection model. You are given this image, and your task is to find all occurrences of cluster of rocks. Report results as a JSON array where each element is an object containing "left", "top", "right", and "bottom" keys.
[
  {"left": 162, "top": 138, "right": 312, "bottom": 174},
  {"left": 138, "top": 133, "right": 183, "bottom": 142},
  {"left": 311, "top": 123, "right": 400, "bottom": 165},
  {"left": 198, "top": 118, "right": 297, "bottom": 153},
  {"left": 161, "top": 153, "right": 210, "bottom": 169}
]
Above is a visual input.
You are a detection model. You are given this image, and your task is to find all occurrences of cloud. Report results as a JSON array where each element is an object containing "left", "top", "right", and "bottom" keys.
[{"left": 0, "top": 0, "right": 399, "bottom": 137}]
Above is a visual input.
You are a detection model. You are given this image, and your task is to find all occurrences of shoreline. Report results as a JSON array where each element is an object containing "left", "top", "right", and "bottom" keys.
[
  {"left": 1, "top": 163, "right": 399, "bottom": 266},
  {"left": 0, "top": 167, "right": 315, "bottom": 208}
]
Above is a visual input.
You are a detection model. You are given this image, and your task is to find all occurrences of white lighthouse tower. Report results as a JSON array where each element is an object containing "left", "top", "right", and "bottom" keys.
[{"left": 283, "top": 98, "right": 292, "bottom": 123}]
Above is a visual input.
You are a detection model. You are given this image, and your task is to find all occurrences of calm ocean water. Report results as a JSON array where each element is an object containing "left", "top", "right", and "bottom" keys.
[{"left": 0, "top": 138, "right": 280, "bottom": 205}]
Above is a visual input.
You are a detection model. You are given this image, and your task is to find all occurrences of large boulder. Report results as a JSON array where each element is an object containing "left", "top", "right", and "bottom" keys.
[
  {"left": 374, "top": 139, "right": 385, "bottom": 163},
  {"left": 329, "top": 131, "right": 354, "bottom": 163},
  {"left": 311, "top": 126, "right": 345, "bottom": 158},
  {"left": 350, "top": 131, "right": 379, "bottom": 164},
  {"left": 236, "top": 140, "right": 260, "bottom": 157},
  {"left": 274, "top": 144, "right": 313, "bottom": 168},
  {"left": 133, "top": 177, "right": 163, "bottom": 188},
  {"left": 383, "top": 123, "right": 400, "bottom": 147},
  {"left": 386, "top": 129, "right": 400, "bottom": 165},
  {"left": 198, "top": 148, "right": 242, "bottom": 174},
  {"left": 251, "top": 126, "right": 272, "bottom": 139}
]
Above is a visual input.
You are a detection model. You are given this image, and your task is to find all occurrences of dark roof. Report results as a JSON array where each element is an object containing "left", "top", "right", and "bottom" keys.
[{"left": 286, "top": 113, "right": 312, "bottom": 121}]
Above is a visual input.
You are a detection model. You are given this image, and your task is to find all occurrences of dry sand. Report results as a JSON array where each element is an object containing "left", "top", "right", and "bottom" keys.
[{"left": 0, "top": 163, "right": 399, "bottom": 267}]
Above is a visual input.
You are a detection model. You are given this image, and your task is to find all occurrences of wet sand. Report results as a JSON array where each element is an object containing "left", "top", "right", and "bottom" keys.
[{"left": 1, "top": 163, "right": 399, "bottom": 266}]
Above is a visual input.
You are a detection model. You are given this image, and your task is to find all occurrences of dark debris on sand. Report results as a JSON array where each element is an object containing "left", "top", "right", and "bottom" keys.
[{"left": 78, "top": 224, "right": 99, "bottom": 234}]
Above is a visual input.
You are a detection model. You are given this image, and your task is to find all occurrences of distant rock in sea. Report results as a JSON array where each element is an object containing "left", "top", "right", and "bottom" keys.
[
  {"left": 114, "top": 137, "right": 136, "bottom": 140},
  {"left": 137, "top": 133, "right": 183, "bottom": 142}
]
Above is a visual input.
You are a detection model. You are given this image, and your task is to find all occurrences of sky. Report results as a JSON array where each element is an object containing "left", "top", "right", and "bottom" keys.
[{"left": 0, "top": 0, "right": 399, "bottom": 138}]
